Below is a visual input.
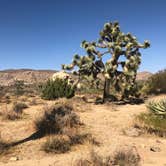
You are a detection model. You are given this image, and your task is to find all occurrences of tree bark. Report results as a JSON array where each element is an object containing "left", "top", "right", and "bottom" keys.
[{"left": 102, "top": 78, "right": 111, "bottom": 102}]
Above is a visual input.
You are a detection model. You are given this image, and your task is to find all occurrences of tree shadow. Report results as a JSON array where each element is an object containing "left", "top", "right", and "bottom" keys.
[
  {"left": 9, "top": 131, "right": 44, "bottom": 147},
  {"left": 95, "top": 96, "right": 145, "bottom": 105}
]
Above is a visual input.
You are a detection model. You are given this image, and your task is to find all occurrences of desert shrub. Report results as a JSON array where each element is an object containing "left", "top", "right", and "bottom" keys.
[
  {"left": 35, "top": 102, "right": 81, "bottom": 135},
  {"left": 42, "top": 135, "right": 71, "bottom": 153},
  {"left": 12, "top": 102, "right": 28, "bottom": 114},
  {"left": 112, "top": 150, "right": 141, "bottom": 166},
  {"left": 75, "top": 147, "right": 140, "bottom": 166},
  {"left": 135, "top": 112, "right": 166, "bottom": 137},
  {"left": 42, "top": 133, "right": 96, "bottom": 154},
  {"left": 13, "top": 80, "right": 25, "bottom": 96},
  {"left": 146, "top": 98, "right": 166, "bottom": 117},
  {"left": 135, "top": 98, "right": 166, "bottom": 137},
  {"left": 41, "top": 78, "right": 75, "bottom": 100},
  {"left": 143, "top": 69, "right": 166, "bottom": 94},
  {"left": 0, "top": 105, "right": 22, "bottom": 120}
]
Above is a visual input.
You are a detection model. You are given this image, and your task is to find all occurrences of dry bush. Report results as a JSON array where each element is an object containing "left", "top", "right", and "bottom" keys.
[
  {"left": 0, "top": 105, "right": 22, "bottom": 120},
  {"left": 42, "top": 132, "right": 97, "bottom": 154},
  {"left": 0, "top": 102, "right": 27, "bottom": 120},
  {"left": 12, "top": 102, "right": 28, "bottom": 114},
  {"left": 112, "top": 149, "right": 141, "bottom": 166},
  {"left": 75, "top": 147, "right": 140, "bottom": 166},
  {"left": 35, "top": 101, "right": 82, "bottom": 136},
  {"left": 42, "top": 135, "right": 71, "bottom": 153}
]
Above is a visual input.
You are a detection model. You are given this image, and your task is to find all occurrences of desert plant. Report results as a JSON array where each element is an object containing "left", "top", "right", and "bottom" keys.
[
  {"left": 143, "top": 69, "right": 166, "bottom": 94},
  {"left": 1, "top": 104, "right": 22, "bottom": 120},
  {"left": 112, "top": 150, "right": 141, "bottom": 166},
  {"left": 75, "top": 147, "right": 140, "bottom": 166},
  {"left": 63, "top": 21, "right": 150, "bottom": 102},
  {"left": 135, "top": 112, "right": 166, "bottom": 137},
  {"left": 12, "top": 102, "right": 28, "bottom": 114},
  {"left": 35, "top": 102, "right": 81, "bottom": 135},
  {"left": 146, "top": 98, "right": 166, "bottom": 116},
  {"left": 13, "top": 80, "right": 25, "bottom": 96},
  {"left": 42, "top": 135, "right": 71, "bottom": 153},
  {"left": 41, "top": 78, "right": 75, "bottom": 100}
]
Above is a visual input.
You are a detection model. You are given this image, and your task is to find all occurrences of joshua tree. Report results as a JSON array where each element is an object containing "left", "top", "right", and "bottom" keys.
[{"left": 62, "top": 21, "right": 150, "bottom": 102}]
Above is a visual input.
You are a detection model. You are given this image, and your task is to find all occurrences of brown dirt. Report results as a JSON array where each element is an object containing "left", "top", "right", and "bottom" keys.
[{"left": 0, "top": 95, "right": 166, "bottom": 166}]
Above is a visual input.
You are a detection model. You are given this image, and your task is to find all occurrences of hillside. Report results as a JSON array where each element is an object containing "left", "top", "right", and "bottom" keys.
[
  {"left": 0, "top": 69, "right": 152, "bottom": 86},
  {"left": 0, "top": 69, "right": 56, "bottom": 86}
]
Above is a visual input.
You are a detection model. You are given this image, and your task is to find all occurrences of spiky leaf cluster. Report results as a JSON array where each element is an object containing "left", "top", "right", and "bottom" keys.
[
  {"left": 62, "top": 21, "right": 150, "bottom": 99},
  {"left": 147, "top": 99, "right": 166, "bottom": 116}
]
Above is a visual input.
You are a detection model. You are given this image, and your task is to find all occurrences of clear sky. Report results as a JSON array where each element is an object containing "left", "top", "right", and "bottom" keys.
[{"left": 0, "top": 0, "right": 165, "bottom": 73}]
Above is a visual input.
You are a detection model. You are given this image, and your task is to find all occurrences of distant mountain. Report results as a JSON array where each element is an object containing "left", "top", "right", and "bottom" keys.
[
  {"left": 136, "top": 71, "right": 153, "bottom": 81},
  {"left": 0, "top": 69, "right": 56, "bottom": 86},
  {"left": 0, "top": 69, "right": 152, "bottom": 86}
]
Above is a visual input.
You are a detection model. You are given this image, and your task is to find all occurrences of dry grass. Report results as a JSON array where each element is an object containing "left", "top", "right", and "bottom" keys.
[
  {"left": 0, "top": 102, "right": 28, "bottom": 120},
  {"left": 42, "top": 135, "right": 71, "bottom": 153},
  {"left": 0, "top": 105, "right": 22, "bottom": 120},
  {"left": 12, "top": 102, "right": 28, "bottom": 114},
  {"left": 42, "top": 132, "right": 98, "bottom": 154},
  {"left": 75, "top": 147, "right": 141, "bottom": 166},
  {"left": 134, "top": 112, "right": 166, "bottom": 137}
]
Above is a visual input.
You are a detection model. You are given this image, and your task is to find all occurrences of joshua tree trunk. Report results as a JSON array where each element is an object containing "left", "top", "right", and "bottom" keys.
[{"left": 102, "top": 78, "right": 111, "bottom": 102}]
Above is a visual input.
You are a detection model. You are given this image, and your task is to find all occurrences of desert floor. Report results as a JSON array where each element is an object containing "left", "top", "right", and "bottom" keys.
[{"left": 0, "top": 95, "right": 166, "bottom": 166}]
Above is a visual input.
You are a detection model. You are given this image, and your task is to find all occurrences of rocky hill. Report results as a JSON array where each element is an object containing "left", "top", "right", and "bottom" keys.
[
  {"left": 136, "top": 71, "right": 153, "bottom": 81},
  {"left": 0, "top": 69, "right": 56, "bottom": 86},
  {"left": 0, "top": 69, "right": 152, "bottom": 86}
]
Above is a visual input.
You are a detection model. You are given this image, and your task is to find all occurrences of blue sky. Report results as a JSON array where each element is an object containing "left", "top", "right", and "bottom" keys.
[{"left": 0, "top": 0, "right": 165, "bottom": 73}]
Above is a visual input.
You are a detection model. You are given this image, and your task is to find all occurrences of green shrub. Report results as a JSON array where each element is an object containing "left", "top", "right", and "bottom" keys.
[
  {"left": 144, "top": 69, "right": 166, "bottom": 94},
  {"left": 35, "top": 102, "right": 81, "bottom": 135},
  {"left": 41, "top": 79, "right": 75, "bottom": 100},
  {"left": 146, "top": 98, "right": 166, "bottom": 116},
  {"left": 13, "top": 80, "right": 25, "bottom": 96}
]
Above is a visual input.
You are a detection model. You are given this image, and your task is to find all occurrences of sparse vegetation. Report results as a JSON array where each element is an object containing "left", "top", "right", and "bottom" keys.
[
  {"left": 0, "top": 102, "right": 27, "bottom": 120},
  {"left": 143, "top": 69, "right": 166, "bottom": 95},
  {"left": 41, "top": 78, "right": 75, "bottom": 100},
  {"left": 75, "top": 147, "right": 141, "bottom": 166},
  {"left": 135, "top": 112, "right": 166, "bottom": 137},
  {"left": 135, "top": 98, "right": 166, "bottom": 137},
  {"left": 13, "top": 80, "right": 25, "bottom": 96},
  {"left": 1, "top": 105, "right": 22, "bottom": 120}
]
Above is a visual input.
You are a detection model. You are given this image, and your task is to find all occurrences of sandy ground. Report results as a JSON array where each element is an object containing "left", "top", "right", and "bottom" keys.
[{"left": 0, "top": 95, "right": 166, "bottom": 166}]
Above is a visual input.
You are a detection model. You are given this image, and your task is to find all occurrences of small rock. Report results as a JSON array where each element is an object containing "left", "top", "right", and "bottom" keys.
[
  {"left": 156, "top": 140, "right": 162, "bottom": 144},
  {"left": 140, "top": 144, "right": 146, "bottom": 148},
  {"left": 123, "top": 127, "right": 141, "bottom": 137},
  {"left": 150, "top": 146, "right": 161, "bottom": 152},
  {"left": 9, "top": 157, "right": 19, "bottom": 161}
]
